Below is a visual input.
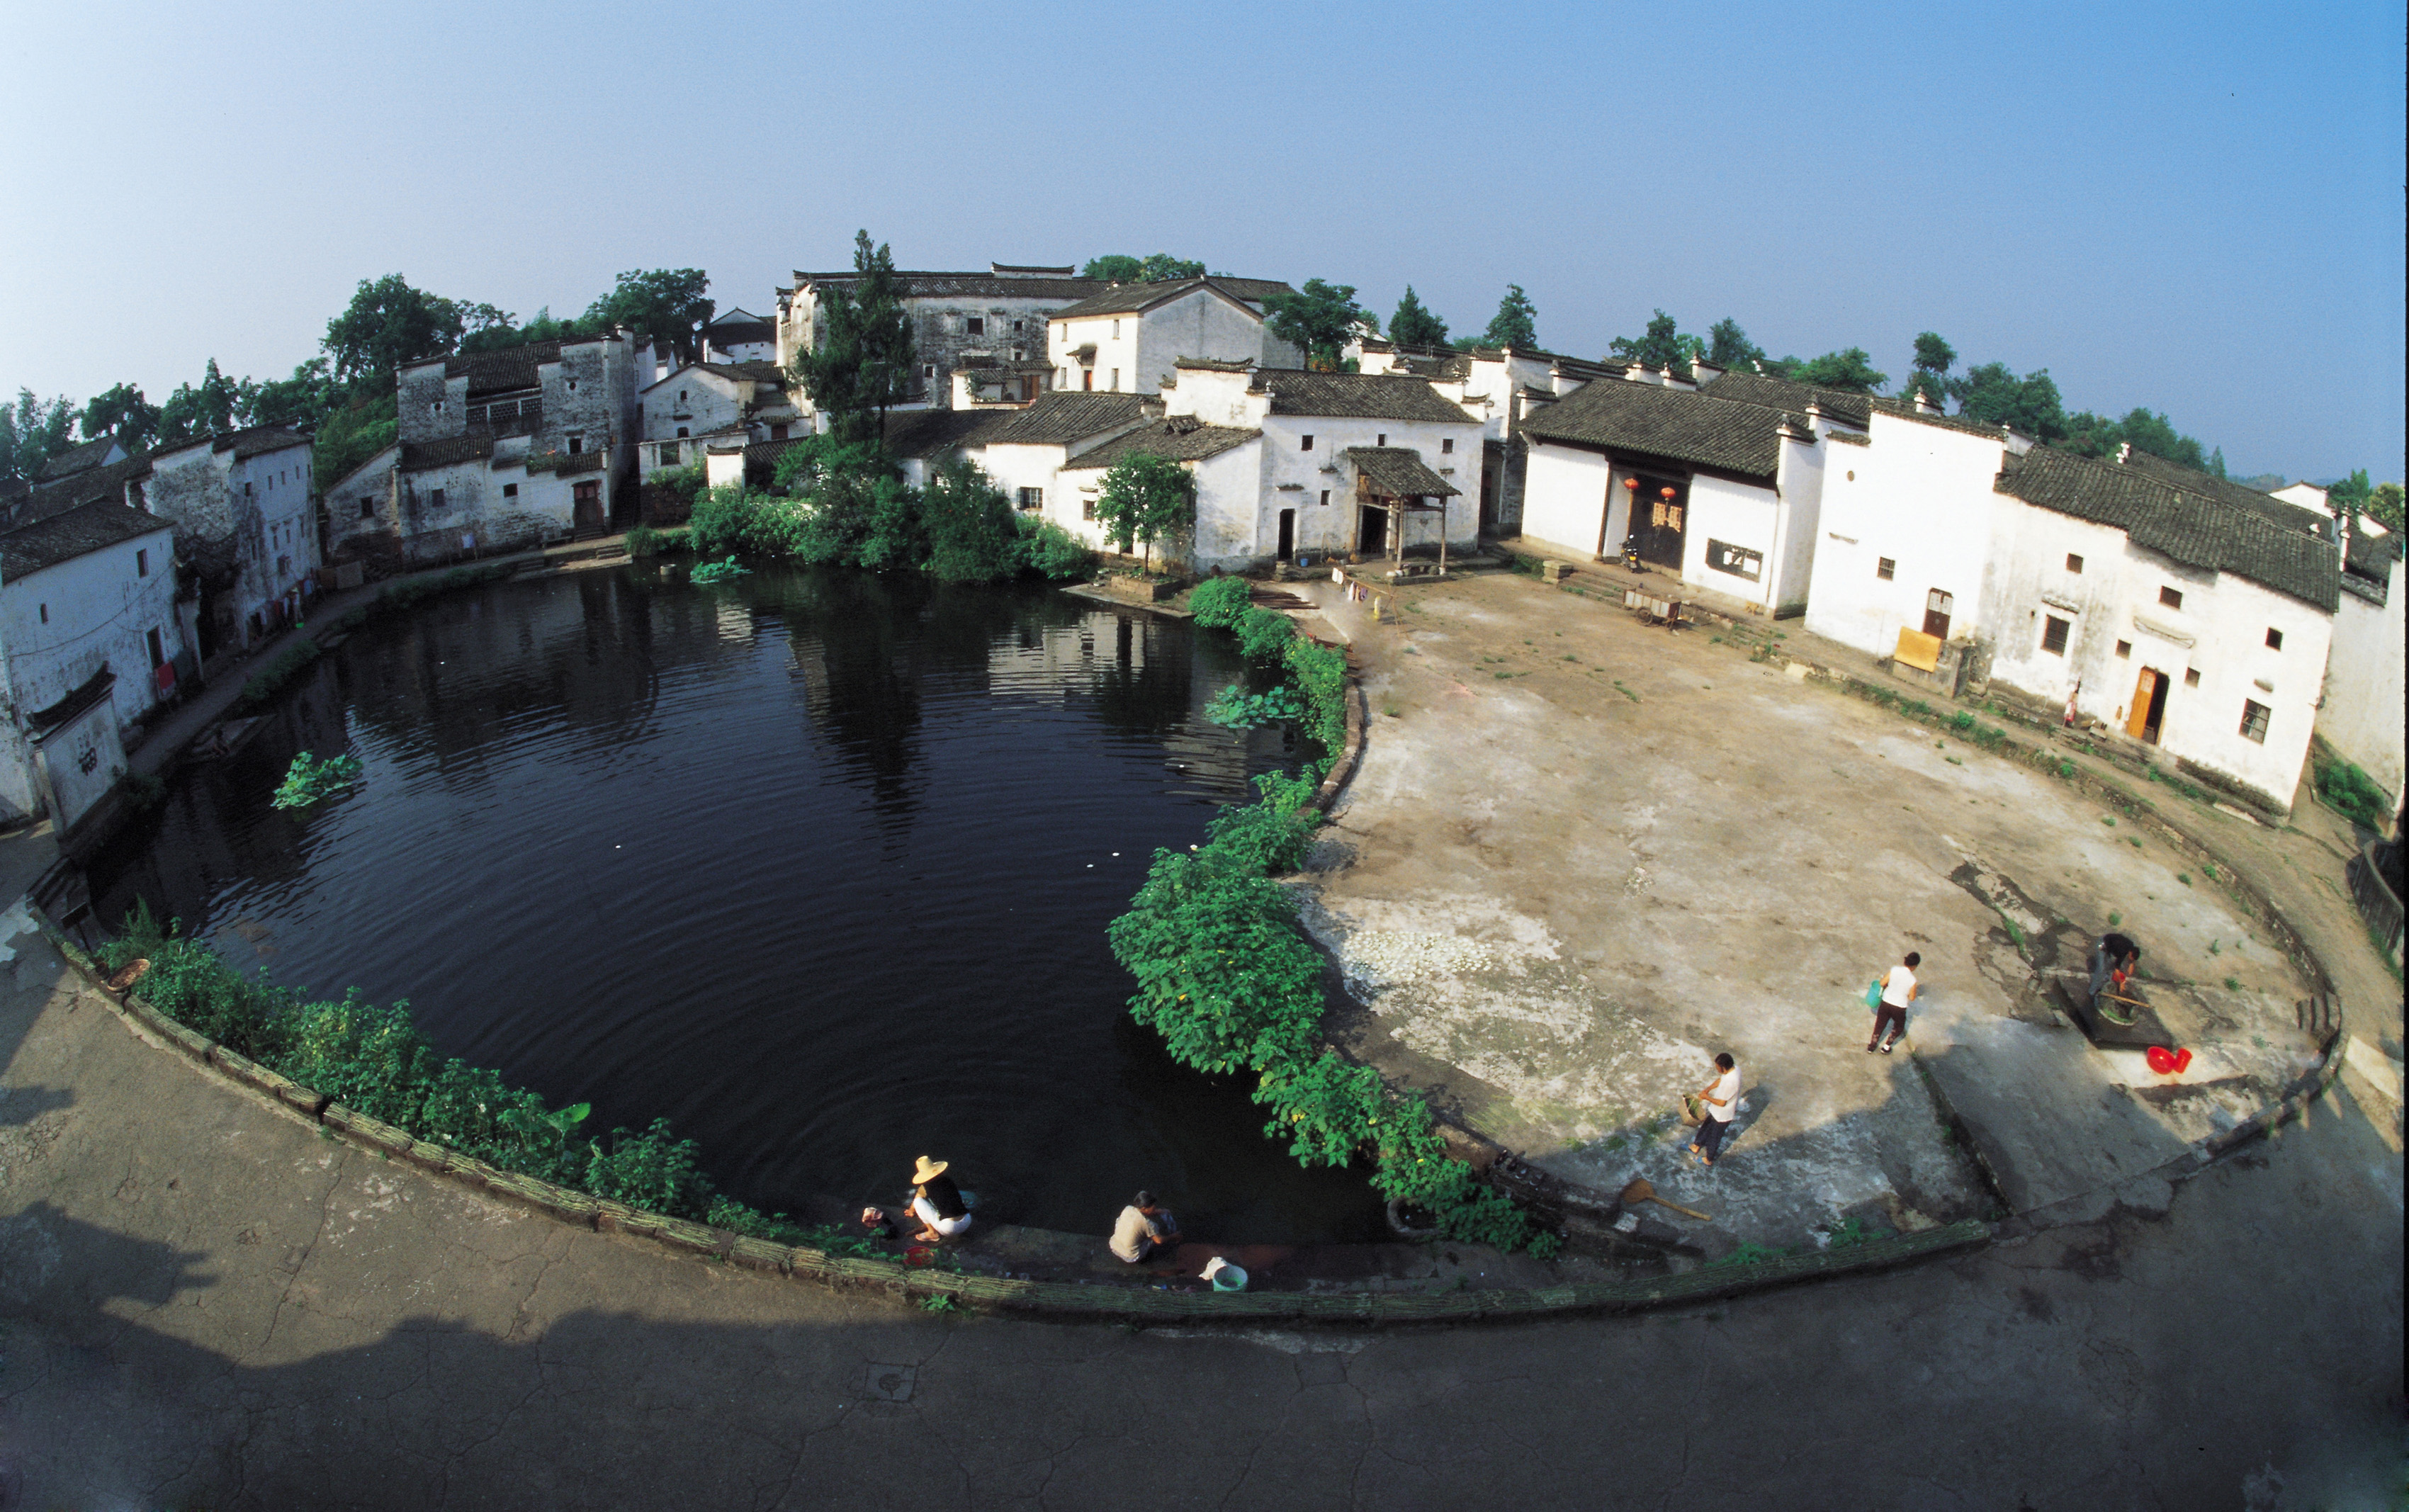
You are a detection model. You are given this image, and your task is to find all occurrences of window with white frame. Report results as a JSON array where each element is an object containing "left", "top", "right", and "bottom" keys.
[
  {"left": 2239, "top": 699, "right": 2270, "bottom": 743},
  {"left": 1017, "top": 487, "right": 1043, "bottom": 512}
]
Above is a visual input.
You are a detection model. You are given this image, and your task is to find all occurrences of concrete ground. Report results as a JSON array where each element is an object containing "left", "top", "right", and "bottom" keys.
[
  {"left": 1294, "top": 571, "right": 2332, "bottom": 1252},
  {"left": 0, "top": 894, "right": 2400, "bottom": 1508}
]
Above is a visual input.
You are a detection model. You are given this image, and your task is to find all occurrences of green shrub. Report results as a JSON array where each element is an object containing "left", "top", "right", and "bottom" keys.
[
  {"left": 1187, "top": 575, "right": 1254, "bottom": 628},
  {"left": 690, "top": 555, "right": 751, "bottom": 585},
  {"left": 921, "top": 460, "right": 1025, "bottom": 583},
  {"left": 1234, "top": 606, "right": 1296, "bottom": 661},
  {"left": 2314, "top": 751, "right": 2393, "bottom": 832},
  {"left": 1013, "top": 515, "right": 1093, "bottom": 580},
  {"left": 624, "top": 524, "right": 662, "bottom": 558},
  {"left": 1204, "top": 684, "right": 1307, "bottom": 729},
  {"left": 1283, "top": 637, "right": 1348, "bottom": 759},
  {"left": 582, "top": 1119, "right": 712, "bottom": 1216},
  {"left": 271, "top": 751, "right": 363, "bottom": 808}
]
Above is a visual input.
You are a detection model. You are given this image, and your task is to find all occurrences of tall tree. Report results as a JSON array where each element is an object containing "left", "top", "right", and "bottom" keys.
[
  {"left": 1138, "top": 253, "right": 1205, "bottom": 282},
  {"left": 79, "top": 382, "right": 160, "bottom": 450},
  {"left": 2060, "top": 406, "right": 2213, "bottom": 472},
  {"left": 0, "top": 389, "right": 79, "bottom": 483},
  {"left": 1608, "top": 309, "right": 1697, "bottom": 371},
  {"left": 239, "top": 357, "right": 342, "bottom": 431},
  {"left": 1951, "top": 361, "right": 2067, "bottom": 441},
  {"left": 1705, "top": 318, "right": 1767, "bottom": 370},
  {"left": 1907, "top": 332, "right": 1956, "bottom": 402},
  {"left": 587, "top": 269, "right": 713, "bottom": 364},
  {"left": 1482, "top": 284, "right": 1540, "bottom": 350},
  {"left": 794, "top": 231, "right": 916, "bottom": 445},
  {"left": 2365, "top": 481, "right": 2405, "bottom": 534},
  {"left": 1785, "top": 348, "right": 1888, "bottom": 393},
  {"left": 1081, "top": 254, "right": 1145, "bottom": 282},
  {"left": 323, "top": 273, "right": 472, "bottom": 385},
  {"left": 154, "top": 361, "right": 243, "bottom": 448},
  {"left": 2324, "top": 468, "right": 2371, "bottom": 512},
  {"left": 1092, "top": 453, "right": 1196, "bottom": 572},
  {"left": 1264, "top": 278, "right": 1374, "bottom": 368},
  {"left": 1388, "top": 286, "right": 1450, "bottom": 349}
]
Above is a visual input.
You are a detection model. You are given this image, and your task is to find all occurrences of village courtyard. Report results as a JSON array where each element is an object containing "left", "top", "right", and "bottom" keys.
[{"left": 1296, "top": 565, "right": 2344, "bottom": 1255}]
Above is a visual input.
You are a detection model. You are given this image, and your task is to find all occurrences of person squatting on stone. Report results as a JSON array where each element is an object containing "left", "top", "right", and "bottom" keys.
[
  {"left": 1689, "top": 1053, "right": 1742, "bottom": 1168},
  {"left": 1108, "top": 1191, "right": 1182, "bottom": 1263},
  {"left": 1870, "top": 951, "right": 1919, "bottom": 1054},
  {"left": 906, "top": 1156, "right": 972, "bottom": 1243},
  {"left": 2090, "top": 931, "right": 2140, "bottom": 1001}
]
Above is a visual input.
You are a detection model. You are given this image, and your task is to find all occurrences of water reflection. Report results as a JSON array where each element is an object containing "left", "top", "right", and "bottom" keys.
[{"left": 86, "top": 566, "right": 1380, "bottom": 1241}]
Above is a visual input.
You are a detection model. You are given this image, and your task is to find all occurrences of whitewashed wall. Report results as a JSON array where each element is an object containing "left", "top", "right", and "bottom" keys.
[
  {"left": 1804, "top": 418, "right": 2010, "bottom": 658},
  {"left": 2320, "top": 560, "right": 2405, "bottom": 802},
  {"left": 1, "top": 523, "right": 185, "bottom": 721},
  {"left": 641, "top": 368, "right": 746, "bottom": 475},
  {"left": 1518, "top": 440, "right": 1616, "bottom": 558}
]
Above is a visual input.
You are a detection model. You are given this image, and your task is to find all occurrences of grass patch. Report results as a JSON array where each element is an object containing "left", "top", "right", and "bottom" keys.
[
  {"left": 1613, "top": 680, "right": 1641, "bottom": 703},
  {"left": 2311, "top": 748, "right": 2393, "bottom": 832}
]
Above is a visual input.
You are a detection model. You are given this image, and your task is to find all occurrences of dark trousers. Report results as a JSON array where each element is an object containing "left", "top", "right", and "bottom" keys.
[
  {"left": 1691, "top": 1116, "right": 1734, "bottom": 1161},
  {"left": 1871, "top": 1004, "right": 1907, "bottom": 1046}
]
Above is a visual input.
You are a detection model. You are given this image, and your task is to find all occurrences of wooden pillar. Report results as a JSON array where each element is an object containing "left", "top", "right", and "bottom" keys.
[
  {"left": 1438, "top": 495, "right": 1448, "bottom": 576},
  {"left": 1389, "top": 500, "right": 1402, "bottom": 568}
]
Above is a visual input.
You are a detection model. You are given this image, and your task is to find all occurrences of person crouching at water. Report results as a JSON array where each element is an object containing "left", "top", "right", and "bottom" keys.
[
  {"left": 907, "top": 1156, "right": 972, "bottom": 1243},
  {"left": 1110, "top": 1191, "right": 1182, "bottom": 1263}
]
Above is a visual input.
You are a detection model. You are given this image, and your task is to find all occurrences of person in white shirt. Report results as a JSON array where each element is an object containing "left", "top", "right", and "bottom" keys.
[
  {"left": 1688, "top": 1053, "right": 1742, "bottom": 1168},
  {"left": 1870, "top": 952, "right": 1921, "bottom": 1054},
  {"left": 1108, "top": 1191, "right": 1182, "bottom": 1263}
]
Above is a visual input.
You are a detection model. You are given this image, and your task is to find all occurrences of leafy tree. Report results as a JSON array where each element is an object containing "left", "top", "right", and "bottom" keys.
[
  {"left": 323, "top": 273, "right": 473, "bottom": 385},
  {"left": 1481, "top": 283, "right": 1540, "bottom": 350},
  {"left": 239, "top": 357, "right": 343, "bottom": 431},
  {"left": 1706, "top": 318, "right": 1767, "bottom": 370},
  {"left": 154, "top": 360, "right": 243, "bottom": 447},
  {"left": 1784, "top": 348, "right": 1888, "bottom": 393},
  {"left": 792, "top": 231, "right": 915, "bottom": 444},
  {"left": 1139, "top": 253, "right": 1206, "bottom": 282},
  {"left": 2326, "top": 468, "right": 2371, "bottom": 512},
  {"left": 1608, "top": 309, "right": 1698, "bottom": 371},
  {"left": 2366, "top": 481, "right": 2404, "bottom": 535},
  {"left": 312, "top": 393, "right": 399, "bottom": 492},
  {"left": 919, "top": 459, "right": 1024, "bottom": 582},
  {"left": 1388, "top": 286, "right": 1450, "bottom": 349},
  {"left": 1951, "top": 361, "right": 2067, "bottom": 441},
  {"left": 1081, "top": 254, "right": 1145, "bottom": 282},
  {"left": 459, "top": 305, "right": 603, "bottom": 354},
  {"left": 1093, "top": 453, "right": 1195, "bottom": 572},
  {"left": 1907, "top": 332, "right": 1956, "bottom": 402},
  {"left": 79, "top": 382, "right": 160, "bottom": 450},
  {"left": 0, "top": 389, "right": 79, "bottom": 483},
  {"left": 1265, "top": 278, "right": 1374, "bottom": 368},
  {"left": 587, "top": 268, "right": 713, "bottom": 364},
  {"left": 2061, "top": 406, "right": 2212, "bottom": 472}
]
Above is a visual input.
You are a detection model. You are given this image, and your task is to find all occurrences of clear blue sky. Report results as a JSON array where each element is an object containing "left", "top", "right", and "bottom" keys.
[{"left": 3, "top": 0, "right": 2400, "bottom": 480}]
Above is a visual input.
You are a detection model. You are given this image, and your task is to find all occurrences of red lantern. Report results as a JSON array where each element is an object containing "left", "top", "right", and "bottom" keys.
[
  {"left": 1660, "top": 486, "right": 1677, "bottom": 501},
  {"left": 1623, "top": 477, "right": 1638, "bottom": 492}
]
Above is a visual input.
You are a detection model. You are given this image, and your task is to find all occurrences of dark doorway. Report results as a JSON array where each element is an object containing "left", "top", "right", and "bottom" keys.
[
  {"left": 1627, "top": 473, "right": 1688, "bottom": 569},
  {"left": 1358, "top": 504, "right": 1387, "bottom": 555},
  {"left": 1922, "top": 588, "right": 1955, "bottom": 641},
  {"left": 1277, "top": 509, "right": 1295, "bottom": 560},
  {"left": 573, "top": 480, "right": 605, "bottom": 536},
  {"left": 147, "top": 626, "right": 166, "bottom": 667}
]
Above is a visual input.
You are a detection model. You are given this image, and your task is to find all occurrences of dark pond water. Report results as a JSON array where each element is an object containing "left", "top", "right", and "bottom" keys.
[{"left": 87, "top": 566, "right": 1385, "bottom": 1241}]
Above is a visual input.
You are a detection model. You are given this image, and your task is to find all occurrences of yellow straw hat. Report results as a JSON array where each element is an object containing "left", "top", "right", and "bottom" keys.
[{"left": 910, "top": 1156, "right": 949, "bottom": 1185}]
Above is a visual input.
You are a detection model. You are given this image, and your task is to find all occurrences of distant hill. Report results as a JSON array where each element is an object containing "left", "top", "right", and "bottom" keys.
[{"left": 2233, "top": 473, "right": 2288, "bottom": 492}]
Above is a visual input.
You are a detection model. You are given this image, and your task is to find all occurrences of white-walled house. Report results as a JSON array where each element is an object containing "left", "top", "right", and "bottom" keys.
[
  {"left": 0, "top": 492, "right": 188, "bottom": 829},
  {"left": 640, "top": 362, "right": 798, "bottom": 478},
  {"left": 960, "top": 393, "right": 1152, "bottom": 519},
  {"left": 701, "top": 308, "right": 777, "bottom": 365},
  {"left": 2321, "top": 525, "right": 2404, "bottom": 804},
  {"left": 1046, "top": 278, "right": 1302, "bottom": 397},
  {"left": 1354, "top": 340, "right": 1620, "bottom": 535},
  {"left": 1515, "top": 368, "right": 1854, "bottom": 614},
  {"left": 1807, "top": 409, "right": 2344, "bottom": 813},
  {"left": 327, "top": 332, "right": 641, "bottom": 566},
  {"left": 775, "top": 263, "right": 1295, "bottom": 410},
  {"left": 1051, "top": 361, "right": 1479, "bottom": 572},
  {"left": 143, "top": 424, "right": 317, "bottom": 657}
]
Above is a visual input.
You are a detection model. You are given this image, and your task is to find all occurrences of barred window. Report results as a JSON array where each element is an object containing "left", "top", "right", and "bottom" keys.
[
  {"left": 2239, "top": 699, "right": 2270, "bottom": 743},
  {"left": 1017, "top": 487, "right": 1044, "bottom": 512},
  {"left": 2041, "top": 615, "right": 2070, "bottom": 655},
  {"left": 1877, "top": 557, "right": 1895, "bottom": 581}
]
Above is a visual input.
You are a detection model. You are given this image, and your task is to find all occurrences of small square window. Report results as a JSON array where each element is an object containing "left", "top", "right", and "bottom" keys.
[
  {"left": 1301, "top": 435, "right": 1314, "bottom": 451},
  {"left": 568, "top": 436, "right": 582, "bottom": 454},
  {"left": 2065, "top": 553, "right": 2084, "bottom": 573},
  {"left": 2184, "top": 667, "right": 2201, "bottom": 687},
  {"left": 1377, "top": 434, "right": 1387, "bottom": 446},
  {"left": 1319, "top": 490, "right": 1330, "bottom": 507},
  {"left": 923, "top": 365, "right": 936, "bottom": 378},
  {"left": 675, "top": 427, "right": 688, "bottom": 439},
  {"left": 1017, "top": 487, "right": 1044, "bottom": 512},
  {"left": 1012, "top": 320, "right": 1024, "bottom": 333},
  {"left": 966, "top": 317, "right": 985, "bottom": 337},
  {"left": 2240, "top": 699, "right": 2270, "bottom": 743},
  {"left": 2264, "top": 627, "right": 2283, "bottom": 650},
  {"left": 1081, "top": 494, "right": 1096, "bottom": 521},
  {"left": 2041, "top": 615, "right": 2070, "bottom": 655},
  {"left": 2160, "top": 585, "right": 2184, "bottom": 610},
  {"left": 502, "top": 483, "right": 518, "bottom": 499},
  {"left": 2115, "top": 640, "right": 2132, "bottom": 659},
  {"left": 431, "top": 488, "right": 446, "bottom": 510},
  {"left": 1876, "top": 557, "right": 1896, "bottom": 581},
  {"left": 1441, "top": 438, "right": 1454, "bottom": 454},
  {"left": 360, "top": 499, "right": 376, "bottom": 518}
]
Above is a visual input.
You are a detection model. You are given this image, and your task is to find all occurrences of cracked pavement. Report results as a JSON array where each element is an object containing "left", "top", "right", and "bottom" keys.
[{"left": 0, "top": 895, "right": 2400, "bottom": 1508}]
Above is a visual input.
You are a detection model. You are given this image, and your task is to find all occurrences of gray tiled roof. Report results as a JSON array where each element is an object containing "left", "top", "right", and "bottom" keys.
[
  {"left": 1701, "top": 371, "right": 1872, "bottom": 429},
  {"left": 1521, "top": 378, "right": 1805, "bottom": 478},
  {"left": 400, "top": 433, "right": 496, "bottom": 472},
  {"left": 36, "top": 435, "right": 123, "bottom": 480},
  {"left": 21, "top": 450, "right": 153, "bottom": 525},
  {"left": 1345, "top": 446, "right": 1460, "bottom": 499},
  {"left": 1253, "top": 371, "right": 1477, "bottom": 424},
  {"left": 974, "top": 391, "right": 1150, "bottom": 447},
  {"left": 438, "top": 340, "right": 563, "bottom": 394},
  {"left": 881, "top": 407, "right": 1006, "bottom": 460},
  {"left": 1059, "top": 417, "right": 1259, "bottom": 472},
  {"left": 1867, "top": 395, "right": 2021, "bottom": 441},
  {"left": 1994, "top": 446, "right": 2340, "bottom": 612},
  {"left": 1046, "top": 277, "right": 1285, "bottom": 321},
  {"left": 696, "top": 360, "right": 787, "bottom": 385},
  {"left": 2116, "top": 449, "right": 2330, "bottom": 538},
  {"left": 1, "top": 495, "right": 173, "bottom": 578},
  {"left": 211, "top": 424, "right": 312, "bottom": 461}
]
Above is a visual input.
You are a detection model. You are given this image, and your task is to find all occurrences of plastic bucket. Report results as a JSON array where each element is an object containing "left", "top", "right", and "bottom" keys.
[{"left": 1209, "top": 1264, "right": 1248, "bottom": 1292}]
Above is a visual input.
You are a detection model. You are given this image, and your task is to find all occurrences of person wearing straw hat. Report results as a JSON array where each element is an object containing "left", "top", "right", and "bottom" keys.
[{"left": 906, "top": 1156, "right": 972, "bottom": 1243}]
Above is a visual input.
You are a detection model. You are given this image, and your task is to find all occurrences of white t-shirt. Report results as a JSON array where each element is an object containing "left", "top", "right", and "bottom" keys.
[
  {"left": 1882, "top": 965, "right": 1918, "bottom": 1008},
  {"left": 1110, "top": 1205, "right": 1164, "bottom": 1262},
  {"left": 1705, "top": 1068, "right": 1741, "bottom": 1122}
]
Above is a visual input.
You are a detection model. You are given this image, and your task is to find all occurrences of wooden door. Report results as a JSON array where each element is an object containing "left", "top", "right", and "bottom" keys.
[
  {"left": 2126, "top": 669, "right": 2159, "bottom": 740},
  {"left": 1922, "top": 589, "right": 1955, "bottom": 641},
  {"left": 572, "top": 481, "right": 604, "bottom": 534}
]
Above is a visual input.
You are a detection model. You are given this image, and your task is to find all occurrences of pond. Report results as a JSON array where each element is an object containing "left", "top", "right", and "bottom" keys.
[{"left": 86, "top": 565, "right": 1386, "bottom": 1241}]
